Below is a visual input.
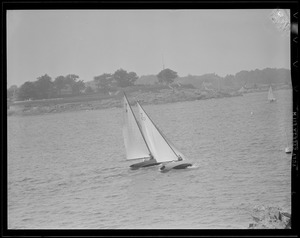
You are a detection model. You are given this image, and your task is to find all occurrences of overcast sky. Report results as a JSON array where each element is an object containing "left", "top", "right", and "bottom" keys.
[{"left": 7, "top": 9, "right": 290, "bottom": 87}]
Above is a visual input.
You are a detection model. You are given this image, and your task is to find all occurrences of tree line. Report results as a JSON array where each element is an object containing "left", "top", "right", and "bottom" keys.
[
  {"left": 179, "top": 68, "right": 291, "bottom": 89},
  {"left": 8, "top": 74, "right": 85, "bottom": 101},
  {"left": 8, "top": 68, "right": 178, "bottom": 101}
]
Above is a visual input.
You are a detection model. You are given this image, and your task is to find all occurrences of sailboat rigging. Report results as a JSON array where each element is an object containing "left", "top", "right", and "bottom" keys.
[{"left": 122, "top": 93, "right": 160, "bottom": 169}]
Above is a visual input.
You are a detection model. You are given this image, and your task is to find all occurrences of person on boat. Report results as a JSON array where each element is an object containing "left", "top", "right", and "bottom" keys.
[
  {"left": 149, "top": 154, "right": 154, "bottom": 160},
  {"left": 178, "top": 155, "right": 183, "bottom": 161}
]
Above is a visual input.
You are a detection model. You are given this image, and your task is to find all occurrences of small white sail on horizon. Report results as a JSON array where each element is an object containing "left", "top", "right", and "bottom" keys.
[
  {"left": 268, "top": 86, "right": 276, "bottom": 102},
  {"left": 201, "top": 82, "right": 210, "bottom": 91},
  {"left": 136, "top": 102, "right": 182, "bottom": 163},
  {"left": 122, "top": 95, "right": 150, "bottom": 161},
  {"left": 238, "top": 86, "right": 246, "bottom": 93},
  {"left": 284, "top": 129, "right": 292, "bottom": 154}
]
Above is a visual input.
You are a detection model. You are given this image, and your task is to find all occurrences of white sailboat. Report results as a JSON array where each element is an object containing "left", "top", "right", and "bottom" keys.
[
  {"left": 238, "top": 86, "right": 246, "bottom": 94},
  {"left": 284, "top": 129, "right": 292, "bottom": 154},
  {"left": 201, "top": 81, "right": 213, "bottom": 92},
  {"left": 268, "top": 86, "right": 276, "bottom": 102},
  {"left": 285, "top": 147, "right": 292, "bottom": 154},
  {"left": 136, "top": 101, "right": 192, "bottom": 172},
  {"left": 122, "top": 93, "right": 160, "bottom": 169}
]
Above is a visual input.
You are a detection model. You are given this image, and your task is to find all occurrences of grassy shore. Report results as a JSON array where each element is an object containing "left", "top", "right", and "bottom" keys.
[{"left": 9, "top": 84, "right": 281, "bottom": 117}]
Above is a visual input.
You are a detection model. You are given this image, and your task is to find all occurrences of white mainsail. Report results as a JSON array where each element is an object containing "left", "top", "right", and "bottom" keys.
[
  {"left": 268, "top": 86, "right": 276, "bottom": 101},
  {"left": 137, "top": 102, "right": 180, "bottom": 163},
  {"left": 122, "top": 95, "right": 150, "bottom": 160}
]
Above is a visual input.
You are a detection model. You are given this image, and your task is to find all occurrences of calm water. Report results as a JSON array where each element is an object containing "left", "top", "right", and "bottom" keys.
[{"left": 7, "top": 89, "right": 292, "bottom": 229}]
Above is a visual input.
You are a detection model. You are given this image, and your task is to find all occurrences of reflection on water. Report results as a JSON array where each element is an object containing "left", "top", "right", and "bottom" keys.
[{"left": 8, "top": 89, "right": 292, "bottom": 229}]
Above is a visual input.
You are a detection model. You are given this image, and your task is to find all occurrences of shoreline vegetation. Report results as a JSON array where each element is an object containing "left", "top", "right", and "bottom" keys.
[{"left": 7, "top": 83, "right": 291, "bottom": 117}]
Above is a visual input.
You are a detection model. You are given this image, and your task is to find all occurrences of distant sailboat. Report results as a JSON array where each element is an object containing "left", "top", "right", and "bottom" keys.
[
  {"left": 285, "top": 147, "right": 292, "bottom": 154},
  {"left": 201, "top": 81, "right": 210, "bottom": 91},
  {"left": 238, "top": 86, "right": 246, "bottom": 94},
  {"left": 268, "top": 86, "right": 276, "bottom": 102},
  {"left": 284, "top": 129, "right": 292, "bottom": 154},
  {"left": 122, "top": 93, "right": 160, "bottom": 169},
  {"left": 136, "top": 101, "right": 192, "bottom": 172}
]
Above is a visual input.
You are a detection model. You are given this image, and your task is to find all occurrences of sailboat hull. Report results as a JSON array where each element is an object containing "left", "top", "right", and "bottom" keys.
[
  {"left": 130, "top": 159, "right": 161, "bottom": 170},
  {"left": 159, "top": 161, "right": 193, "bottom": 173},
  {"left": 285, "top": 147, "right": 292, "bottom": 154}
]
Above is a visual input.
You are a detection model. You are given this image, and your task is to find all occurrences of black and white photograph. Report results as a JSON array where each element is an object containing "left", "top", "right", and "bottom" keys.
[{"left": 5, "top": 6, "right": 297, "bottom": 233}]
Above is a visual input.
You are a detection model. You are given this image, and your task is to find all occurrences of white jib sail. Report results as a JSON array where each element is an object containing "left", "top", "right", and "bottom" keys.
[
  {"left": 123, "top": 96, "right": 150, "bottom": 160},
  {"left": 163, "top": 134, "right": 188, "bottom": 160},
  {"left": 268, "top": 86, "right": 275, "bottom": 100},
  {"left": 137, "top": 102, "right": 179, "bottom": 163},
  {"left": 153, "top": 121, "right": 188, "bottom": 161}
]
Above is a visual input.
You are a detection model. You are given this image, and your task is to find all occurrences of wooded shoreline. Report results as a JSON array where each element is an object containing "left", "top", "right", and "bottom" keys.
[{"left": 7, "top": 85, "right": 291, "bottom": 117}]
